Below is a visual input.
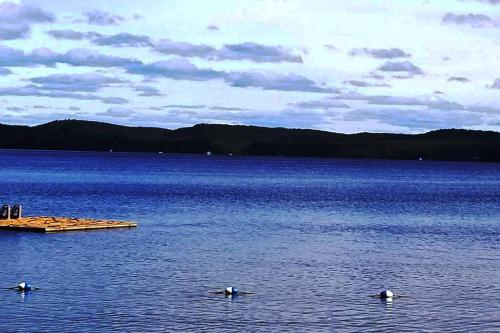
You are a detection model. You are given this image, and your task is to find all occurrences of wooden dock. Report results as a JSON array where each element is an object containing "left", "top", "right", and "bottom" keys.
[{"left": 0, "top": 216, "right": 137, "bottom": 233}]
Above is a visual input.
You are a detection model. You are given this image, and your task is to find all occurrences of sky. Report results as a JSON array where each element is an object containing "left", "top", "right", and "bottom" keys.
[{"left": 0, "top": 0, "right": 499, "bottom": 133}]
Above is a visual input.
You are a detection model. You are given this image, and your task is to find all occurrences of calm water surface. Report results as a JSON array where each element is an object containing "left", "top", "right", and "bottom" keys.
[{"left": 0, "top": 150, "right": 499, "bottom": 332}]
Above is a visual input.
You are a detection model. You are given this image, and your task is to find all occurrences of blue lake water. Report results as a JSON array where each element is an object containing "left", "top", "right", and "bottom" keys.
[{"left": 0, "top": 150, "right": 499, "bottom": 332}]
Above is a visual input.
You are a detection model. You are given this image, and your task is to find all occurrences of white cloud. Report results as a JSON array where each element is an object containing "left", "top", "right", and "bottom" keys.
[
  {"left": 0, "top": 1, "right": 54, "bottom": 40},
  {"left": 0, "top": 0, "right": 499, "bottom": 133}
]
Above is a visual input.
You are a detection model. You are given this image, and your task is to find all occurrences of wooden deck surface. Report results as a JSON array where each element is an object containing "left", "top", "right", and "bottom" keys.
[{"left": 0, "top": 216, "right": 137, "bottom": 232}]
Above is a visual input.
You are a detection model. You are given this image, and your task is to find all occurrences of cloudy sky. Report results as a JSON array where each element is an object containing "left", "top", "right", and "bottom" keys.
[{"left": 0, "top": 0, "right": 499, "bottom": 133}]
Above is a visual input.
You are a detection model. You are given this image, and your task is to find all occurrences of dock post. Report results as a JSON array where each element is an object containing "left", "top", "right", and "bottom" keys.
[
  {"left": 11, "top": 204, "right": 22, "bottom": 219},
  {"left": 0, "top": 205, "right": 10, "bottom": 220}
]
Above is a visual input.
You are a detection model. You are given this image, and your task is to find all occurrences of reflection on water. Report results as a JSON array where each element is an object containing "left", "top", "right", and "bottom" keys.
[
  {"left": 381, "top": 297, "right": 393, "bottom": 316},
  {"left": 19, "top": 291, "right": 32, "bottom": 303},
  {"left": 0, "top": 150, "right": 499, "bottom": 332}
]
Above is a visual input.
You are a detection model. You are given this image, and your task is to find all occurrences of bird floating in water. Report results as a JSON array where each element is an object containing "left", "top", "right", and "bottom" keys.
[{"left": 209, "top": 287, "right": 255, "bottom": 296}]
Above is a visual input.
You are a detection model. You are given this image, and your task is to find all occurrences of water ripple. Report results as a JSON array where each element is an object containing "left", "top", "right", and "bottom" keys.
[{"left": 0, "top": 151, "right": 499, "bottom": 332}]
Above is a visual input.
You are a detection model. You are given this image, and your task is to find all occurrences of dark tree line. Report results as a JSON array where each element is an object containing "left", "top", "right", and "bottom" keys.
[{"left": 1, "top": 120, "right": 499, "bottom": 162}]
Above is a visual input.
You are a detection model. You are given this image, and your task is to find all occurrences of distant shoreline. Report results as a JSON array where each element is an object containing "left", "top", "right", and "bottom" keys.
[{"left": 1, "top": 119, "right": 499, "bottom": 163}]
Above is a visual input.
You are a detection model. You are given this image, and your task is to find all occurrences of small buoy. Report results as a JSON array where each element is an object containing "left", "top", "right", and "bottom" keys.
[
  {"left": 209, "top": 287, "right": 254, "bottom": 296},
  {"left": 379, "top": 290, "right": 394, "bottom": 299},
  {"left": 17, "top": 282, "right": 34, "bottom": 292},
  {"left": 225, "top": 287, "right": 238, "bottom": 296}
]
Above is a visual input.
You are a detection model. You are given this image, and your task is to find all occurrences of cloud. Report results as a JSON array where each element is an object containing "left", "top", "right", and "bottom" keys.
[
  {"left": 344, "top": 80, "right": 390, "bottom": 88},
  {"left": 464, "top": 104, "right": 500, "bottom": 114},
  {"left": 487, "top": 119, "right": 500, "bottom": 126},
  {"left": 0, "top": 110, "right": 93, "bottom": 125},
  {"left": 164, "top": 104, "right": 206, "bottom": 109},
  {"left": 0, "top": 86, "right": 95, "bottom": 100},
  {"left": 448, "top": 76, "right": 470, "bottom": 83},
  {"left": 464, "top": 0, "right": 500, "bottom": 3},
  {"left": 370, "top": 96, "right": 462, "bottom": 110},
  {"left": 442, "top": 13, "right": 497, "bottom": 28},
  {"left": 206, "top": 25, "right": 219, "bottom": 31},
  {"left": 0, "top": 23, "right": 32, "bottom": 40},
  {"left": 216, "top": 42, "right": 303, "bottom": 63},
  {"left": 101, "top": 97, "right": 129, "bottom": 104},
  {"left": 46, "top": 29, "right": 101, "bottom": 40},
  {"left": 0, "top": 85, "right": 128, "bottom": 105},
  {"left": 209, "top": 106, "right": 248, "bottom": 111},
  {"left": 342, "top": 108, "right": 484, "bottom": 130},
  {"left": 49, "top": 33, "right": 302, "bottom": 64},
  {"left": 0, "top": 2, "right": 54, "bottom": 23},
  {"left": 83, "top": 10, "right": 125, "bottom": 25},
  {"left": 30, "top": 73, "right": 124, "bottom": 92},
  {"left": 335, "top": 92, "right": 464, "bottom": 110},
  {"left": 134, "top": 85, "right": 163, "bottom": 96},
  {"left": 0, "top": 46, "right": 141, "bottom": 68},
  {"left": 392, "top": 74, "right": 415, "bottom": 79},
  {"left": 153, "top": 39, "right": 216, "bottom": 57},
  {"left": 7, "top": 106, "right": 24, "bottom": 112},
  {"left": 47, "top": 30, "right": 152, "bottom": 48},
  {"left": 224, "top": 72, "right": 337, "bottom": 93},
  {"left": 0, "top": 67, "right": 12, "bottom": 75},
  {"left": 154, "top": 40, "right": 303, "bottom": 63},
  {"left": 292, "top": 98, "right": 350, "bottom": 109},
  {"left": 350, "top": 48, "right": 411, "bottom": 59},
  {"left": 97, "top": 107, "right": 136, "bottom": 118},
  {"left": 324, "top": 44, "right": 338, "bottom": 51},
  {"left": 364, "top": 72, "right": 385, "bottom": 80},
  {"left": 488, "top": 79, "right": 500, "bottom": 89},
  {"left": 93, "top": 33, "right": 153, "bottom": 47},
  {"left": 378, "top": 60, "right": 423, "bottom": 75},
  {"left": 0, "top": 45, "right": 26, "bottom": 64},
  {"left": 127, "top": 58, "right": 221, "bottom": 81},
  {"left": 0, "top": 2, "right": 54, "bottom": 40},
  {"left": 126, "top": 106, "right": 323, "bottom": 130},
  {"left": 129, "top": 58, "right": 335, "bottom": 93},
  {"left": 61, "top": 48, "right": 140, "bottom": 67}
]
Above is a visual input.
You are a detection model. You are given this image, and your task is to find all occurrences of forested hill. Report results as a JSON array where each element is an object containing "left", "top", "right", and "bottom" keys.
[{"left": 0, "top": 120, "right": 499, "bottom": 162}]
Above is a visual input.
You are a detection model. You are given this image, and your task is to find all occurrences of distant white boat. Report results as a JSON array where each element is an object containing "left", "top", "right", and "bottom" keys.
[{"left": 206, "top": 151, "right": 212, "bottom": 156}]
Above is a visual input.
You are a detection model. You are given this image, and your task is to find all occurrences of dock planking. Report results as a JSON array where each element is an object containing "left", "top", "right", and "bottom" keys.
[{"left": 0, "top": 216, "right": 137, "bottom": 232}]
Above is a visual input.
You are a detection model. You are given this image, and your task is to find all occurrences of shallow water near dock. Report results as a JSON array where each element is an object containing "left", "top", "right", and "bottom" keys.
[{"left": 0, "top": 150, "right": 499, "bottom": 332}]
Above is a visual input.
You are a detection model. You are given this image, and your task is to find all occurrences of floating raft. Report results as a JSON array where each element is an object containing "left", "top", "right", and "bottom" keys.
[{"left": 0, "top": 216, "right": 137, "bottom": 233}]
